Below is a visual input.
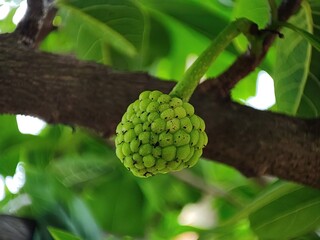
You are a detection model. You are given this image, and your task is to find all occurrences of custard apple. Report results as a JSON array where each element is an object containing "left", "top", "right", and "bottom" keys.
[{"left": 115, "top": 90, "right": 208, "bottom": 177}]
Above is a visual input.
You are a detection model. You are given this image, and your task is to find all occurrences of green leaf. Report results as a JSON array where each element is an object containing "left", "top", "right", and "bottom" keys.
[
  {"left": 48, "top": 227, "right": 82, "bottom": 240},
  {"left": 232, "top": 0, "right": 270, "bottom": 29},
  {"left": 140, "top": 0, "right": 232, "bottom": 39},
  {"left": 273, "top": 3, "right": 313, "bottom": 115},
  {"left": 45, "top": 0, "right": 147, "bottom": 66},
  {"left": 67, "top": 197, "right": 103, "bottom": 240},
  {"left": 59, "top": 1, "right": 139, "bottom": 57},
  {"left": 295, "top": 0, "right": 320, "bottom": 117},
  {"left": 83, "top": 173, "right": 147, "bottom": 236},
  {"left": 283, "top": 22, "right": 320, "bottom": 52},
  {"left": 138, "top": 173, "right": 200, "bottom": 213},
  {"left": 50, "top": 154, "right": 113, "bottom": 187},
  {"left": 292, "top": 232, "right": 320, "bottom": 240},
  {"left": 223, "top": 182, "right": 301, "bottom": 225},
  {"left": 249, "top": 186, "right": 320, "bottom": 239}
]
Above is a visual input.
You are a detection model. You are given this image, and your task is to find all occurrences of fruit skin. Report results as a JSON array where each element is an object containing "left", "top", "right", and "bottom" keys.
[{"left": 115, "top": 90, "right": 208, "bottom": 177}]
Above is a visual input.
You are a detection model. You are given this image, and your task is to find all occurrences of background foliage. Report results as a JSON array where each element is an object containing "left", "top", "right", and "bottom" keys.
[{"left": 1, "top": 0, "right": 320, "bottom": 239}]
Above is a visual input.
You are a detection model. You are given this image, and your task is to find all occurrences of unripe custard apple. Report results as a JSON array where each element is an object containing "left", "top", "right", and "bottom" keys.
[{"left": 115, "top": 90, "right": 208, "bottom": 177}]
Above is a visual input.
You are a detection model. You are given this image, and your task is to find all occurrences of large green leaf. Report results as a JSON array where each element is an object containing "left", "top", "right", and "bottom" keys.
[
  {"left": 233, "top": 0, "right": 270, "bottom": 29},
  {"left": 43, "top": 0, "right": 146, "bottom": 66},
  {"left": 140, "top": 0, "right": 232, "bottom": 39},
  {"left": 273, "top": 3, "right": 313, "bottom": 116},
  {"left": 283, "top": 22, "right": 320, "bottom": 52},
  {"left": 50, "top": 153, "right": 114, "bottom": 187},
  {"left": 296, "top": 0, "right": 320, "bottom": 117},
  {"left": 83, "top": 172, "right": 147, "bottom": 236},
  {"left": 223, "top": 182, "right": 301, "bottom": 225},
  {"left": 249, "top": 186, "right": 320, "bottom": 239},
  {"left": 221, "top": 182, "right": 320, "bottom": 238}
]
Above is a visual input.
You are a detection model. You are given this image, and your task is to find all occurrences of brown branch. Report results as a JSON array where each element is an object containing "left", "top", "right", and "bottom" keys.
[
  {"left": 0, "top": 214, "right": 36, "bottom": 240},
  {"left": 1, "top": 0, "right": 319, "bottom": 189},
  {"left": 0, "top": 40, "right": 320, "bottom": 188},
  {"left": 14, "top": 0, "right": 56, "bottom": 47}
]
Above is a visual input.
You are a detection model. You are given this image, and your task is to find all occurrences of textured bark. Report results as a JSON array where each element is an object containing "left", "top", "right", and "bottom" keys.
[
  {"left": 1, "top": 0, "right": 319, "bottom": 189},
  {"left": 0, "top": 215, "right": 36, "bottom": 240}
]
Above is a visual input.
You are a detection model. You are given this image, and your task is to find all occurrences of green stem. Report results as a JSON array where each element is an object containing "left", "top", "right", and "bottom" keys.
[
  {"left": 268, "top": 0, "right": 278, "bottom": 24},
  {"left": 170, "top": 18, "right": 253, "bottom": 102}
]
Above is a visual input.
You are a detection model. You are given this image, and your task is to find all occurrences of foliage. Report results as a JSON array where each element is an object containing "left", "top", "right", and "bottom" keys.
[{"left": 1, "top": 0, "right": 320, "bottom": 239}]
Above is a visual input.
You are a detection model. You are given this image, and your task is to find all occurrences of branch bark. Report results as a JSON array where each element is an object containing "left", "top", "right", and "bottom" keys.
[{"left": 1, "top": 0, "right": 319, "bottom": 189}]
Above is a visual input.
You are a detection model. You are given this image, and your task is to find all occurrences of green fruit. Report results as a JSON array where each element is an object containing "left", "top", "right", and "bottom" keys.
[
  {"left": 176, "top": 145, "right": 191, "bottom": 161},
  {"left": 149, "top": 90, "right": 162, "bottom": 101},
  {"left": 147, "top": 101, "right": 159, "bottom": 113},
  {"left": 162, "top": 145, "right": 176, "bottom": 161},
  {"left": 159, "top": 132, "right": 174, "bottom": 147},
  {"left": 158, "top": 103, "right": 170, "bottom": 112},
  {"left": 157, "top": 94, "right": 171, "bottom": 104},
  {"left": 173, "top": 130, "right": 190, "bottom": 146},
  {"left": 124, "top": 156, "right": 134, "bottom": 169},
  {"left": 140, "top": 99, "right": 151, "bottom": 111},
  {"left": 115, "top": 90, "right": 207, "bottom": 177},
  {"left": 190, "top": 129, "right": 200, "bottom": 146},
  {"left": 121, "top": 142, "right": 131, "bottom": 156},
  {"left": 170, "top": 97, "right": 183, "bottom": 108},
  {"left": 130, "top": 139, "right": 140, "bottom": 153},
  {"left": 160, "top": 108, "right": 175, "bottom": 120},
  {"left": 134, "top": 124, "right": 143, "bottom": 135},
  {"left": 190, "top": 115, "right": 200, "bottom": 129},
  {"left": 183, "top": 102, "right": 195, "bottom": 116},
  {"left": 180, "top": 117, "right": 193, "bottom": 133},
  {"left": 148, "top": 112, "right": 159, "bottom": 122},
  {"left": 139, "top": 143, "right": 152, "bottom": 156},
  {"left": 139, "top": 91, "right": 151, "bottom": 100},
  {"left": 166, "top": 118, "right": 180, "bottom": 133},
  {"left": 151, "top": 118, "right": 166, "bottom": 134},
  {"left": 138, "top": 132, "right": 150, "bottom": 144},
  {"left": 174, "top": 107, "right": 187, "bottom": 119},
  {"left": 143, "top": 155, "right": 156, "bottom": 168},
  {"left": 124, "top": 129, "right": 135, "bottom": 143}
]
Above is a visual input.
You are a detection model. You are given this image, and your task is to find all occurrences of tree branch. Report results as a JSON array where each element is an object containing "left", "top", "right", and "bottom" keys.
[
  {"left": 14, "top": 0, "right": 56, "bottom": 47},
  {"left": 0, "top": 0, "right": 319, "bottom": 189},
  {"left": 0, "top": 39, "right": 320, "bottom": 188}
]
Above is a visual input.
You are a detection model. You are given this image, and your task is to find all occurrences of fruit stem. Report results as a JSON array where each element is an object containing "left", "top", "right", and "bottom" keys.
[{"left": 170, "top": 18, "right": 254, "bottom": 102}]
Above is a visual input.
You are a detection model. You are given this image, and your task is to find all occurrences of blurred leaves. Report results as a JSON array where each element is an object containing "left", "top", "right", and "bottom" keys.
[
  {"left": 0, "top": 6, "right": 16, "bottom": 33},
  {"left": 83, "top": 172, "right": 147, "bottom": 236}
]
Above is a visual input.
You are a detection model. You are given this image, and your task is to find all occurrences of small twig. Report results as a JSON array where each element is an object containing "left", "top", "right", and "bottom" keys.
[
  {"left": 14, "top": 0, "right": 56, "bottom": 48},
  {"left": 171, "top": 170, "right": 244, "bottom": 208},
  {"left": 209, "top": 0, "right": 302, "bottom": 98}
]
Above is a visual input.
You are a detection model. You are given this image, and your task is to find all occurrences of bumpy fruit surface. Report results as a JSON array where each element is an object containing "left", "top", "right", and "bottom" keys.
[{"left": 115, "top": 90, "right": 208, "bottom": 177}]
